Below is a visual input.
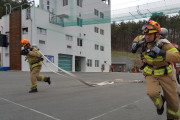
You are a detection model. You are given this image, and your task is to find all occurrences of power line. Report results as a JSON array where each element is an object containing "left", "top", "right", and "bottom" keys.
[{"left": 40, "top": 0, "right": 180, "bottom": 26}]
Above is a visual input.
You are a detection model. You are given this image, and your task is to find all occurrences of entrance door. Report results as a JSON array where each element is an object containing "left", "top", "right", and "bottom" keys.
[{"left": 75, "top": 57, "right": 81, "bottom": 71}]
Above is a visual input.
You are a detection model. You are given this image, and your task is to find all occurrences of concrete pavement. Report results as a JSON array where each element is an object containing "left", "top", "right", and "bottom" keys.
[{"left": 0, "top": 71, "right": 177, "bottom": 120}]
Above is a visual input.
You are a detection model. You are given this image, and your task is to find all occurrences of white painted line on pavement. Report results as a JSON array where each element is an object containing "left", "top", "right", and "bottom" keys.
[
  {"left": 0, "top": 97, "right": 61, "bottom": 120},
  {"left": 88, "top": 97, "right": 148, "bottom": 120}
]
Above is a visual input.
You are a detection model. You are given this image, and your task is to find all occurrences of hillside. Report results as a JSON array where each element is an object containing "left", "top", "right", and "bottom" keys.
[{"left": 111, "top": 51, "right": 143, "bottom": 68}]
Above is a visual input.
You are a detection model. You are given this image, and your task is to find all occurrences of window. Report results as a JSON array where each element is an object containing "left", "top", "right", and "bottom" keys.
[
  {"left": 95, "top": 44, "right": 99, "bottom": 50},
  {"left": 100, "top": 46, "right": 104, "bottom": 51},
  {"left": 102, "top": 0, "right": 110, "bottom": 5},
  {"left": 63, "top": 0, "right": 68, "bottom": 6},
  {"left": 77, "top": 38, "right": 83, "bottom": 46},
  {"left": 47, "top": 0, "right": 50, "bottom": 5},
  {"left": 22, "top": 27, "right": 28, "bottom": 34},
  {"left": 26, "top": 8, "right": 31, "bottom": 19},
  {"left": 94, "top": 27, "right": 99, "bottom": 33},
  {"left": 77, "top": 18, "right": 83, "bottom": 27},
  {"left": 47, "top": 6, "right": 50, "bottom": 11},
  {"left": 100, "top": 29, "right": 104, "bottom": 35},
  {"left": 94, "top": 9, "right": 99, "bottom": 16},
  {"left": 66, "top": 35, "right": 73, "bottom": 41},
  {"left": 77, "top": 0, "right": 82, "bottom": 7},
  {"left": 47, "top": 0, "right": 50, "bottom": 11},
  {"left": 39, "top": 40, "right": 45, "bottom": 44},
  {"left": 95, "top": 60, "right": 99, "bottom": 67},
  {"left": 37, "top": 27, "right": 47, "bottom": 35},
  {"left": 5, "top": 53, "right": 9, "bottom": 56},
  {"left": 100, "top": 12, "right": 104, "bottom": 18},
  {"left": 87, "top": 59, "right": 92, "bottom": 67},
  {"left": 67, "top": 45, "right": 72, "bottom": 49}
]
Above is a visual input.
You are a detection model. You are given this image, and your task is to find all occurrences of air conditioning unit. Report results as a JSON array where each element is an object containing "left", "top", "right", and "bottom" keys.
[{"left": 0, "top": 34, "right": 8, "bottom": 47}]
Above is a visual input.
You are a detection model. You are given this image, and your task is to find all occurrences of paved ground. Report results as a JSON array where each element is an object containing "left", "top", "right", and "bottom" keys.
[{"left": 0, "top": 71, "right": 178, "bottom": 120}]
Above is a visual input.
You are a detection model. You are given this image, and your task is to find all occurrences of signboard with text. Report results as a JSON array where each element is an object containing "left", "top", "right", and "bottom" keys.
[{"left": 45, "top": 55, "right": 54, "bottom": 63}]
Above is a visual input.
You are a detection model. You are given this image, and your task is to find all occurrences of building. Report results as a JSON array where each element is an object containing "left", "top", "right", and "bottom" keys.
[
  {"left": 111, "top": 57, "right": 134, "bottom": 72},
  {"left": 0, "top": 0, "right": 111, "bottom": 72}
]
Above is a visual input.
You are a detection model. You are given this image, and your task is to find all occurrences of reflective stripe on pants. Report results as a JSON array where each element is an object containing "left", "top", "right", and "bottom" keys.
[{"left": 145, "top": 72, "right": 180, "bottom": 119}]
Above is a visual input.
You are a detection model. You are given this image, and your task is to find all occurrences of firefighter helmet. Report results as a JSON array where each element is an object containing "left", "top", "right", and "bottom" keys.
[
  {"left": 21, "top": 39, "right": 30, "bottom": 47},
  {"left": 160, "top": 28, "right": 168, "bottom": 38},
  {"left": 142, "top": 20, "right": 162, "bottom": 34}
]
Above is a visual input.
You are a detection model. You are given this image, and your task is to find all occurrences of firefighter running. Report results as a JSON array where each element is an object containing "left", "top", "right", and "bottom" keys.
[
  {"left": 20, "top": 39, "right": 51, "bottom": 93},
  {"left": 131, "top": 20, "right": 180, "bottom": 120}
]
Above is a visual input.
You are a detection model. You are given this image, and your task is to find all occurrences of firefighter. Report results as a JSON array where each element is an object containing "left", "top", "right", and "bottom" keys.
[
  {"left": 111, "top": 65, "right": 114, "bottom": 72},
  {"left": 131, "top": 20, "right": 180, "bottom": 120},
  {"left": 20, "top": 39, "right": 51, "bottom": 93}
]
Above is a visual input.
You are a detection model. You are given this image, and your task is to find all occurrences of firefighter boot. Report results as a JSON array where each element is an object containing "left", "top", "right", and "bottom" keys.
[
  {"left": 29, "top": 88, "right": 38, "bottom": 93},
  {"left": 157, "top": 95, "right": 165, "bottom": 115},
  {"left": 45, "top": 77, "right": 51, "bottom": 85}
]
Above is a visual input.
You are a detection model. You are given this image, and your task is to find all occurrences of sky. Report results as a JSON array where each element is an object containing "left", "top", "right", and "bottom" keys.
[{"left": 110, "top": 0, "right": 168, "bottom": 10}]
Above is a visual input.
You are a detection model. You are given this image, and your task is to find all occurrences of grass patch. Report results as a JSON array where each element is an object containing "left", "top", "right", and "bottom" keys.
[
  {"left": 112, "top": 51, "right": 143, "bottom": 67},
  {"left": 112, "top": 51, "right": 140, "bottom": 59}
]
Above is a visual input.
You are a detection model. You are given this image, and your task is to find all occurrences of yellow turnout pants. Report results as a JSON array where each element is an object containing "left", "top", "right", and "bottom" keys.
[
  {"left": 30, "top": 65, "right": 47, "bottom": 89},
  {"left": 145, "top": 72, "right": 180, "bottom": 119}
]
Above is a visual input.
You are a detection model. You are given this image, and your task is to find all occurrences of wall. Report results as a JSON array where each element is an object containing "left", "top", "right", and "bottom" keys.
[
  {"left": 0, "top": 15, "right": 10, "bottom": 67},
  {"left": 0, "top": 19, "right": 2, "bottom": 66}
]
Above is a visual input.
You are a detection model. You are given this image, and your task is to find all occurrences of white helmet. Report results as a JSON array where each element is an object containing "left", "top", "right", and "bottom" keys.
[{"left": 160, "top": 28, "right": 168, "bottom": 38}]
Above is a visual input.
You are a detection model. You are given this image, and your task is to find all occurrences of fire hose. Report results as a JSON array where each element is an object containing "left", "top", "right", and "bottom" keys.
[{"left": 39, "top": 50, "right": 144, "bottom": 87}]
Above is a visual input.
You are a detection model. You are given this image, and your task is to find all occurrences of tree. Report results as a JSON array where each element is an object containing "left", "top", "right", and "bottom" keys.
[
  {"left": 0, "top": 0, "right": 29, "bottom": 18},
  {"left": 111, "top": 14, "right": 180, "bottom": 52}
]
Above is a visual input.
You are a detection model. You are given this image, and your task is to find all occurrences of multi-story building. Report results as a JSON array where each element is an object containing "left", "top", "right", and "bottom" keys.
[{"left": 0, "top": 0, "right": 111, "bottom": 72}]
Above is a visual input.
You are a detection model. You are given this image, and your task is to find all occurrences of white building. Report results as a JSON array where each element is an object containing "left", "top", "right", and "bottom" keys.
[{"left": 0, "top": 0, "right": 111, "bottom": 72}]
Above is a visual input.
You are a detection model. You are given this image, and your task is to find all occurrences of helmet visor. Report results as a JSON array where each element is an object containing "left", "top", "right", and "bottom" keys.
[
  {"left": 142, "top": 25, "right": 158, "bottom": 34},
  {"left": 21, "top": 43, "right": 28, "bottom": 47},
  {"left": 142, "top": 24, "right": 156, "bottom": 30}
]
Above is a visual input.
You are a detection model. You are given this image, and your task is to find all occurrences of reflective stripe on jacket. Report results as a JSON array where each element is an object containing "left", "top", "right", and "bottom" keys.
[
  {"left": 144, "top": 48, "right": 179, "bottom": 63},
  {"left": 143, "top": 64, "right": 172, "bottom": 75},
  {"left": 29, "top": 61, "right": 42, "bottom": 69},
  {"left": 133, "top": 36, "right": 180, "bottom": 76},
  {"left": 26, "top": 47, "right": 42, "bottom": 69},
  {"left": 143, "top": 44, "right": 180, "bottom": 75}
]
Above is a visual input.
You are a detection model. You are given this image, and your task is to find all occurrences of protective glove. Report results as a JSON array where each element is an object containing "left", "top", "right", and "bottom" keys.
[
  {"left": 20, "top": 49, "right": 30, "bottom": 55},
  {"left": 150, "top": 46, "right": 166, "bottom": 58},
  {"left": 131, "top": 42, "right": 140, "bottom": 53},
  {"left": 151, "top": 46, "right": 161, "bottom": 54},
  {"left": 40, "top": 57, "right": 44, "bottom": 61}
]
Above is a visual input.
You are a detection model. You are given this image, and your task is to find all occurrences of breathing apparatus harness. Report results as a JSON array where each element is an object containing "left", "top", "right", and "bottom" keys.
[
  {"left": 21, "top": 46, "right": 44, "bottom": 65},
  {"left": 138, "top": 36, "right": 169, "bottom": 75}
]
